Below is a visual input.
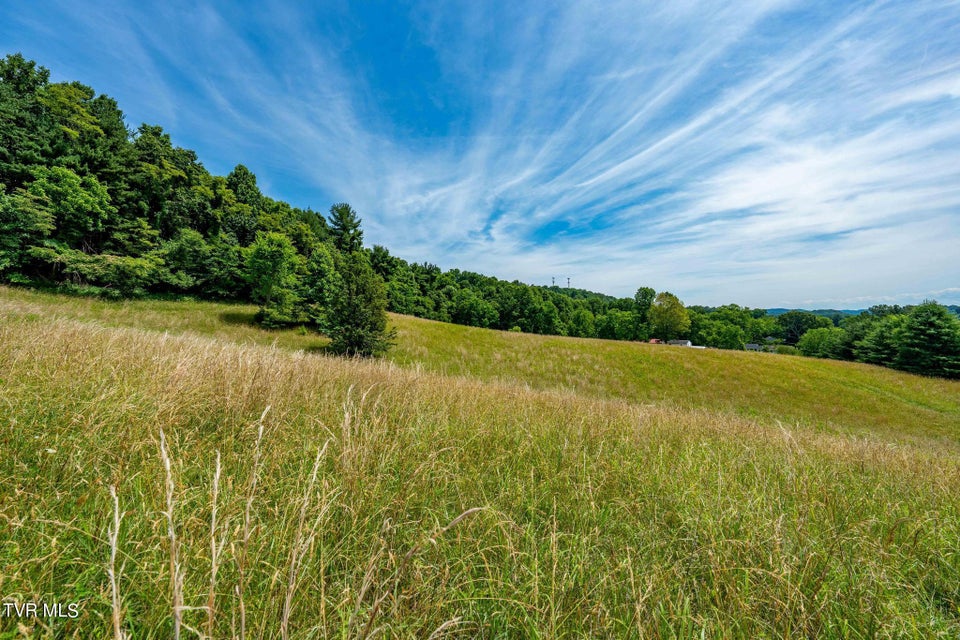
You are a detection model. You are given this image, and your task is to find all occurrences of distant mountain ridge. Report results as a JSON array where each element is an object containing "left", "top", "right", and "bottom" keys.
[
  {"left": 767, "top": 305, "right": 960, "bottom": 318},
  {"left": 766, "top": 308, "right": 864, "bottom": 317}
]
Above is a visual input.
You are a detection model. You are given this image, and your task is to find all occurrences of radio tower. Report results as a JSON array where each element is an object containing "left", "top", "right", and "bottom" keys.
[{"left": 566, "top": 277, "right": 571, "bottom": 289}]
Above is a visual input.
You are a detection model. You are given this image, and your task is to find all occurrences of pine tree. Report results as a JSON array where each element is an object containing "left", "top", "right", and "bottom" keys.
[
  {"left": 299, "top": 242, "right": 340, "bottom": 333},
  {"left": 326, "top": 251, "right": 394, "bottom": 356},
  {"left": 895, "top": 301, "right": 960, "bottom": 378},
  {"left": 327, "top": 202, "right": 363, "bottom": 253},
  {"left": 855, "top": 314, "right": 906, "bottom": 367}
]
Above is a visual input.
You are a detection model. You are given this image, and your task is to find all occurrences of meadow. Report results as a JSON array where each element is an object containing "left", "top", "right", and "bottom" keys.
[{"left": 1, "top": 285, "right": 959, "bottom": 638}]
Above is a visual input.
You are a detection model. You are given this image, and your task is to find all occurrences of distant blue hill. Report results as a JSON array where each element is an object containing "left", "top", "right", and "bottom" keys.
[
  {"left": 766, "top": 305, "right": 960, "bottom": 317},
  {"left": 766, "top": 308, "right": 865, "bottom": 317}
]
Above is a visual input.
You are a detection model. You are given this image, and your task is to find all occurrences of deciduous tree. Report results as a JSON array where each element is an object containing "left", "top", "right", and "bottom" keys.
[
  {"left": 649, "top": 291, "right": 690, "bottom": 341},
  {"left": 246, "top": 232, "right": 301, "bottom": 327},
  {"left": 797, "top": 327, "right": 847, "bottom": 359}
]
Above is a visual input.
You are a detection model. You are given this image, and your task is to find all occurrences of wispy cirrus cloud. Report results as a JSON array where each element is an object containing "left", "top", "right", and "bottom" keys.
[{"left": 2, "top": 0, "right": 958, "bottom": 307}]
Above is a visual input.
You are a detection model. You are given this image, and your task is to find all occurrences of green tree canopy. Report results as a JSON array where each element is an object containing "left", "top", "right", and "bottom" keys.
[
  {"left": 894, "top": 301, "right": 960, "bottom": 378},
  {"left": 690, "top": 311, "right": 746, "bottom": 349},
  {"left": 451, "top": 288, "right": 498, "bottom": 328},
  {"left": 567, "top": 306, "right": 596, "bottom": 338},
  {"left": 246, "top": 231, "right": 301, "bottom": 327},
  {"left": 649, "top": 291, "right": 691, "bottom": 341},
  {"left": 28, "top": 165, "right": 114, "bottom": 248},
  {"left": 634, "top": 286, "right": 655, "bottom": 318},
  {"left": 226, "top": 164, "right": 262, "bottom": 209},
  {"left": 797, "top": 327, "right": 847, "bottom": 360},
  {"left": 777, "top": 310, "right": 833, "bottom": 344},
  {"left": 0, "top": 187, "right": 54, "bottom": 274},
  {"left": 0, "top": 53, "right": 49, "bottom": 94},
  {"left": 299, "top": 242, "right": 340, "bottom": 332},
  {"left": 855, "top": 314, "right": 907, "bottom": 367}
]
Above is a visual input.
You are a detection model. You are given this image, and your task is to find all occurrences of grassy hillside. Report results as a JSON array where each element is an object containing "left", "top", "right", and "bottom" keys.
[
  {"left": 2, "top": 287, "right": 960, "bottom": 637},
  {"left": 390, "top": 314, "right": 960, "bottom": 445},
  {"left": 3, "top": 286, "right": 960, "bottom": 443}
]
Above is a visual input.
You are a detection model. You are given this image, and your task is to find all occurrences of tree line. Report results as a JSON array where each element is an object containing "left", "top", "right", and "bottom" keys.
[
  {"left": 791, "top": 304, "right": 960, "bottom": 378},
  {"left": 2, "top": 54, "right": 958, "bottom": 376},
  {"left": 0, "top": 54, "right": 391, "bottom": 355}
]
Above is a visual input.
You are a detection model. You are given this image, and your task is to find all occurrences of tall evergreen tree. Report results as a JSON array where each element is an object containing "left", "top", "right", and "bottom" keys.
[
  {"left": 895, "top": 301, "right": 960, "bottom": 378},
  {"left": 326, "top": 251, "right": 394, "bottom": 356},
  {"left": 328, "top": 202, "right": 363, "bottom": 253},
  {"left": 0, "top": 54, "right": 52, "bottom": 191},
  {"left": 856, "top": 314, "right": 906, "bottom": 367},
  {"left": 299, "top": 242, "right": 340, "bottom": 332}
]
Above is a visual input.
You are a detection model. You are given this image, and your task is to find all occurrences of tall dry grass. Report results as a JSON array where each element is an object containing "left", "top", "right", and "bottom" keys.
[
  {"left": 1, "top": 311, "right": 959, "bottom": 637},
  {"left": 3, "top": 284, "right": 958, "bottom": 445}
]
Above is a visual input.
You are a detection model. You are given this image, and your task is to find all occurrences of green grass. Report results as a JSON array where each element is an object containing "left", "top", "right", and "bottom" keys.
[
  {"left": 389, "top": 314, "right": 960, "bottom": 445},
  {"left": 4, "top": 285, "right": 959, "bottom": 444},
  {"left": 2, "top": 286, "right": 960, "bottom": 638}
]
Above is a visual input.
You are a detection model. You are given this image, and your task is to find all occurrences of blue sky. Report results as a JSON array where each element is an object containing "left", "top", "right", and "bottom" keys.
[{"left": 3, "top": 0, "right": 959, "bottom": 308}]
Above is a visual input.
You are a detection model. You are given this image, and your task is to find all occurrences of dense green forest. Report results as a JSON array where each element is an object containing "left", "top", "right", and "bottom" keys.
[{"left": 2, "top": 53, "right": 959, "bottom": 375}]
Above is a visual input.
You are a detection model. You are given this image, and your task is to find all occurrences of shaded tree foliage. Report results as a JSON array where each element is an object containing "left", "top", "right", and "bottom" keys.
[
  {"left": 226, "top": 164, "right": 262, "bottom": 209},
  {"left": 777, "top": 310, "right": 833, "bottom": 345},
  {"left": 0, "top": 186, "right": 53, "bottom": 275},
  {"left": 787, "top": 302, "right": 960, "bottom": 378}
]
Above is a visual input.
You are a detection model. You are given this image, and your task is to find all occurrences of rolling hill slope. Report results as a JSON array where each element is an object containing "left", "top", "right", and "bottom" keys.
[
  {"left": 2, "top": 286, "right": 959, "bottom": 637},
  {"left": 4, "top": 286, "right": 959, "bottom": 444}
]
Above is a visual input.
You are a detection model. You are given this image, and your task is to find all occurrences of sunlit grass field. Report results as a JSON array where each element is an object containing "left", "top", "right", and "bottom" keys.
[
  {"left": 2, "top": 286, "right": 959, "bottom": 638},
  {"left": 4, "top": 286, "right": 959, "bottom": 443}
]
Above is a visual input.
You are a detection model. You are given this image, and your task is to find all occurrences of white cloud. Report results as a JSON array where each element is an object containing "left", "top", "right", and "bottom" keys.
[{"left": 6, "top": 0, "right": 959, "bottom": 307}]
